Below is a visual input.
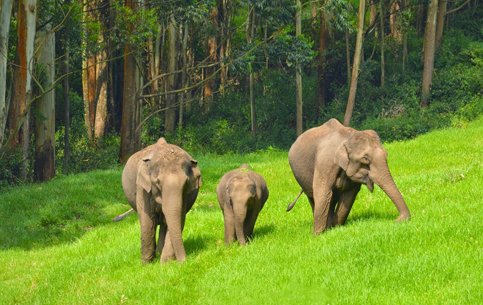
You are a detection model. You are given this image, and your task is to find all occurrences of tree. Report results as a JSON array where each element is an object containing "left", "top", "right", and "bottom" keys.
[
  {"left": 119, "top": 0, "right": 142, "bottom": 163},
  {"left": 343, "top": 0, "right": 365, "bottom": 126},
  {"left": 317, "top": 1, "right": 330, "bottom": 111},
  {"left": 34, "top": 23, "right": 55, "bottom": 181},
  {"left": 247, "top": 3, "right": 256, "bottom": 134},
  {"left": 7, "top": 0, "right": 37, "bottom": 179},
  {"left": 435, "top": 0, "right": 447, "bottom": 50},
  {"left": 82, "top": 0, "right": 109, "bottom": 141},
  {"left": 164, "top": 14, "right": 177, "bottom": 132},
  {"left": 421, "top": 0, "right": 439, "bottom": 108},
  {"left": 203, "top": 5, "right": 218, "bottom": 113},
  {"left": 295, "top": 0, "right": 303, "bottom": 136},
  {"left": 0, "top": 0, "right": 14, "bottom": 148}
]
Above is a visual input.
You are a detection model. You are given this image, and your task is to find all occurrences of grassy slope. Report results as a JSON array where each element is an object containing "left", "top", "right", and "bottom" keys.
[{"left": 0, "top": 118, "right": 482, "bottom": 305}]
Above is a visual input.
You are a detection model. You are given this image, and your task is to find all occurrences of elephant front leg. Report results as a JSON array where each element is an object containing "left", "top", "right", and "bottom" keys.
[
  {"left": 223, "top": 206, "right": 236, "bottom": 244},
  {"left": 160, "top": 230, "right": 176, "bottom": 262},
  {"left": 335, "top": 185, "right": 361, "bottom": 226},
  {"left": 139, "top": 212, "right": 157, "bottom": 263},
  {"left": 313, "top": 188, "right": 333, "bottom": 234}
]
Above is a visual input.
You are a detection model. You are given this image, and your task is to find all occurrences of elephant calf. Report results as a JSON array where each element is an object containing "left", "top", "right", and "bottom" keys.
[
  {"left": 122, "top": 137, "right": 201, "bottom": 263},
  {"left": 216, "top": 164, "right": 269, "bottom": 245}
]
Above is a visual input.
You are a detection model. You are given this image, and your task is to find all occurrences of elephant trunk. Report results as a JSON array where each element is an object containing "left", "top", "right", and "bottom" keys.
[
  {"left": 232, "top": 198, "right": 248, "bottom": 245},
  {"left": 162, "top": 179, "right": 187, "bottom": 262},
  {"left": 371, "top": 163, "right": 411, "bottom": 222}
]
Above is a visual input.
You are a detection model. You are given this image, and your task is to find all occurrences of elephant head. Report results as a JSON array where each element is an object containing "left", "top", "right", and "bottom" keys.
[{"left": 335, "top": 130, "right": 411, "bottom": 222}]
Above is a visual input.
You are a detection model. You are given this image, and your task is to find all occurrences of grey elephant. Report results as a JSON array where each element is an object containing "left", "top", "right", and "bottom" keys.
[
  {"left": 216, "top": 164, "right": 269, "bottom": 245},
  {"left": 287, "top": 118, "right": 410, "bottom": 234},
  {"left": 122, "top": 137, "right": 201, "bottom": 263}
]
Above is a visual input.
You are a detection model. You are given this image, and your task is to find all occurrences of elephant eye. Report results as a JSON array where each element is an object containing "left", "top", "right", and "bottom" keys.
[{"left": 361, "top": 155, "right": 371, "bottom": 164}]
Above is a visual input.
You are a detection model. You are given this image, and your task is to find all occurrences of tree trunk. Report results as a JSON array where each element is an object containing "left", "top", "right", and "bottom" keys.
[
  {"left": 295, "top": 0, "right": 303, "bottom": 136},
  {"left": 345, "top": 30, "right": 351, "bottom": 85},
  {"left": 119, "top": 0, "right": 141, "bottom": 164},
  {"left": 402, "top": 0, "right": 408, "bottom": 72},
  {"left": 435, "top": 0, "right": 447, "bottom": 50},
  {"left": 0, "top": 0, "right": 14, "bottom": 148},
  {"left": 343, "top": 0, "right": 365, "bottom": 127},
  {"left": 34, "top": 24, "right": 55, "bottom": 182},
  {"left": 164, "top": 14, "right": 177, "bottom": 132},
  {"left": 421, "top": 0, "right": 439, "bottom": 108},
  {"left": 317, "top": 4, "right": 330, "bottom": 112},
  {"left": 7, "top": 0, "right": 37, "bottom": 180},
  {"left": 82, "top": 0, "right": 108, "bottom": 141},
  {"left": 390, "top": 1, "right": 402, "bottom": 42},
  {"left": 247, "top": 6, "right": 256, "bottom": 134},
  {"left": 203, "top": 5, "right": 218, "bottom": 113},
  {"left": 380, "top": 0, "right": 385, "bottom": 88},
  {"left": 179, "top": 21, "right": 189, "bottom": 130},
  {"left": 63, "top": 46, "right": 71, "bottom": 174}
]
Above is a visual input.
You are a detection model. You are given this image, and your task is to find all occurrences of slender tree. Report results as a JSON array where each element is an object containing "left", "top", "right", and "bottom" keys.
[
  {"left": 435, "top": 0, "right": 448, "bottom": 50},
  {"left": 380, "top": 0, "right": 385, "bottom": 87},
  {"left": 34, "top": 23, "right": 55, "bottom": 181},
  {"left": 421, "top": 0, "right": 439, "bottom": 108},
  {"left": 164, "top": 14, "right": 177, "bottom": 132},
  {"left": 119, "top": 0, "right": 142, "bottom": 163},
  {"left": 203, "top": 5, "right": 218, "bottom": 113},
  {"left": 317, "top": 1, "right": 330, "bottom": 111},
  {"left": 246, "top": 4, "right": 256, "bottom": 134},
  {"left": 0, "top": 0, "right": 14, "bottom": 147},
  {"left": 343, "top": 0, "right": 366, "bottom": 126},
  {"left": 295, "top": 0, "right": 303, "bottom": 136},
  {"left": 7, "top": 0, "right": 37, "bottom": 179}
]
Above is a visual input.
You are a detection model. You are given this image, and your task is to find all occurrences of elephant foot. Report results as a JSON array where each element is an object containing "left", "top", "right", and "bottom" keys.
[{"left": 395, "top": 213, "right": 411, "bottom": 222}]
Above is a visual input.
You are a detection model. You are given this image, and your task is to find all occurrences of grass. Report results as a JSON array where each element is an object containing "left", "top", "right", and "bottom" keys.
[{"left": 1, "top": 117, "right": 482, "bottom": 305}]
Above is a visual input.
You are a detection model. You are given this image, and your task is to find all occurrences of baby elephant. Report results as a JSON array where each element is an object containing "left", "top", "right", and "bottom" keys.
[{"left": 216, "top": 164, "right": 269, "bottom": 245}]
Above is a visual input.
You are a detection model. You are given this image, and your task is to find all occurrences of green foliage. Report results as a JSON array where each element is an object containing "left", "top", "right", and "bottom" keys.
[
  {"left": 0, "top": 119, "right": 482, "bottom": 304},
  {"left": 0, "top": 148, "right": 23, "bottom": 188}
]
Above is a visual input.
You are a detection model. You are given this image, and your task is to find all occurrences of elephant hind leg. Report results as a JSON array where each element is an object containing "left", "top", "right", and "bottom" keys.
[{"left": 335, "top": 185, "right": 361, "bottom": 226}]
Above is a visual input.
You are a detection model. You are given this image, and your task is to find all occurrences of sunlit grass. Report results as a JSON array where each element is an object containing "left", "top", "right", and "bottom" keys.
[{"left": 1, "top": 117, "right": 482, "bottom": 304}]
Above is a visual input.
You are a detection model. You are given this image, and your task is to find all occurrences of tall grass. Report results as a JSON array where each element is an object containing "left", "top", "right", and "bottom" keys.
[{"left": 1, "top": 117, "right": 482, "bottom": 305}]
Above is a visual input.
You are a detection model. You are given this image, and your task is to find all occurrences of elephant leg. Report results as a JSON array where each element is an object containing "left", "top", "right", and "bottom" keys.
[
  {"left": 327, "top": 192, "right": 340, "bottom": 228},
  {"left": 137, "top": 190, "right": 157, "bottom": 263},
  {"left": 335, "top": 185, "right": 361, "bottom": 226},
  {"left": 233, "top": 202, "right": 248, "bottom": 245},
  {"left": 308, "top": 196, "right": 315, "bottom": 213},
  {"left": 222, "top": 205, "right": 236, "bottom": 244},
  {"left": 312, "top": 171, "right": 335, "bottom": 235},
  {"left": 156, "top": 220, "right": 167, "bottom": 254},
  {"left": 244, "top": 207, "right": 259, "bottom": 239},
  {"left": 160, "top": 230, "right": 176, "bottom": 262}
]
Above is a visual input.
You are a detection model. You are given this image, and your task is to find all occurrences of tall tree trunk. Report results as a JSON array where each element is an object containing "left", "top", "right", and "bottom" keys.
[
  {"left": 295, "top": 0, "right": 303, "bottom": 136},
  {"left": 34, "top": 24, "right": 55, "bottom": 181},
  {"left": 402, "top": 0, "right": 408, "bottom": 72},
  {"left": 317, "top": 5, "right": 330, "bottom": 112},
  {"left": 345, "top": 30, "right": 351, "bottom": 85},
  {"left": 164, "top": 14, "right": 177, "bottom": 132},
  {"left": 7, "top": 0, "right": 37, "bottom": 180},
  {"left": 82, "top": 0, "right": 108, "bottom": 141},
  {"left": 421, "top": 0, "right": 439, "bottom": 108},
  {"left": 390, "top": 1, "right": 402, "bottom": 42},
  {"left": 203, "top": 5, "right": 218, "bottom": 113},
  {"left": 380, "top": 0, "right": 385, "bottom": 87},
  {"left": 0, "top": 0, "right": 14, "bottom": 148},
  {"left": 63, "top": 46, "right": 71, "bottom": 174},
  {"left": 435, "top": 0, "right": 447, "bottom": 50},
  {"left": 247, "top": 6, "right": 256, "bottom": 134},
  {"left": 179, "top": 21, "right": 189, "bottom": 130},
  {"left": 119, "top": 0, "right": 141, "bottom": 164},
  {"left": 343, "top": 0, "right": 365, "bottom": 126},
  {"left": 218, "top": 0, "right": 229, "bottom": 94}
]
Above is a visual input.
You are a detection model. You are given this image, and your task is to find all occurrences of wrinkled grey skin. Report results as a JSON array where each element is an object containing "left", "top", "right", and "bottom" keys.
[
  {"left": 216, "top": 164, "right": 269, "bottom": 245},
  {"left": 122, "top": 138, "right": 201, "bottom": 263},
  {"left": 288, "top": 119, "right": 410, "bottom": 234}
]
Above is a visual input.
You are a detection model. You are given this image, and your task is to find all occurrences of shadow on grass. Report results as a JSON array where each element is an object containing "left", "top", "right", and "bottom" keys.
[
  {"left": 347, "top": 211, "right": 394, "bottom": 224},
  {"left": 185, "top": 235, "right": 210, "bottom": 256},
  {"left": 0, "top": 170, "right": 127, "bottom": 250},
  {"left": 253, "top": 224, "right": 276, "bottom": 239}
]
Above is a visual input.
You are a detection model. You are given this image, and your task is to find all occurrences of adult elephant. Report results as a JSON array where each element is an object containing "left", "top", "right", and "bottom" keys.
[
  {"left": 287, "top": 119, "right": 410, "bottom": 234},
  {"left": 122, "top": 138, "right": 201, "bottom": 263}
]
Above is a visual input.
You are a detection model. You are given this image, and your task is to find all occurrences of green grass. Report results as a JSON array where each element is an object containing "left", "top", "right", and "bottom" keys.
[{"left": 1, "top": 118, "right": 482, "bottom": 305}]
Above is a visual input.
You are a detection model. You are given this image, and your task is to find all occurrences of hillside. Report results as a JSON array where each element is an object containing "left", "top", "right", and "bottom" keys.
[{"left": 1, "top": 118, "right": 482, "bottom": 305}]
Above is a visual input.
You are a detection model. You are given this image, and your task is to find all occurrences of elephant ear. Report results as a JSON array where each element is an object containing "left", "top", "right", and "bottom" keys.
[
  {"left": 137, "top": 154, "right": 153, "bottom": 193},
  {"left": 335, "top": 142, "right": 349, "bottom": 171}
]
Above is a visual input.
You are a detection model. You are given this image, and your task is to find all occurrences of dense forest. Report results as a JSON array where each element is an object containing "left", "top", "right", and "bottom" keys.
[{"left": 0, "top": 0, "right": 481, "bottom": 185}]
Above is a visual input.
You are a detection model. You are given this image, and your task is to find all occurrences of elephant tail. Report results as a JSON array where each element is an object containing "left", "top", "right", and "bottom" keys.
[
  {"left": 113, "top": 208, "right": 134, "bottom": 222},
  {"left": 286, "top": 190, "right": 304, "bottom": 212}
]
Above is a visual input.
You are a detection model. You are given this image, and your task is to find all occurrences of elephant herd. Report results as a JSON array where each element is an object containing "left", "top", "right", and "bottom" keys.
[{"left": 120, "top": 118, "right": 411, "bottom": 263}]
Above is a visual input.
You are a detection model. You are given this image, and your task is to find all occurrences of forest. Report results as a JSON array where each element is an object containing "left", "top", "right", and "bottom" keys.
[{"left": 0, "top": 0, "right": 481, "bottom": 185}]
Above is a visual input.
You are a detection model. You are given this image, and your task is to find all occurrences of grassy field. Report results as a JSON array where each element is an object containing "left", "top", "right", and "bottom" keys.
[{"left": 1, "top": 118, "right": 482, "bottom": 305}]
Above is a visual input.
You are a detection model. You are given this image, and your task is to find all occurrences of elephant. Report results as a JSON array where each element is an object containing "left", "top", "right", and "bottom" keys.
[
  {"left": 216, "top": 164, "right": 269, "bottom": 245},
  {"left": 121, "top": 137, "right": 201, "bottom": 263},
  {"left": 287, "top": 118, "right": 410, "bottom": 234}
]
